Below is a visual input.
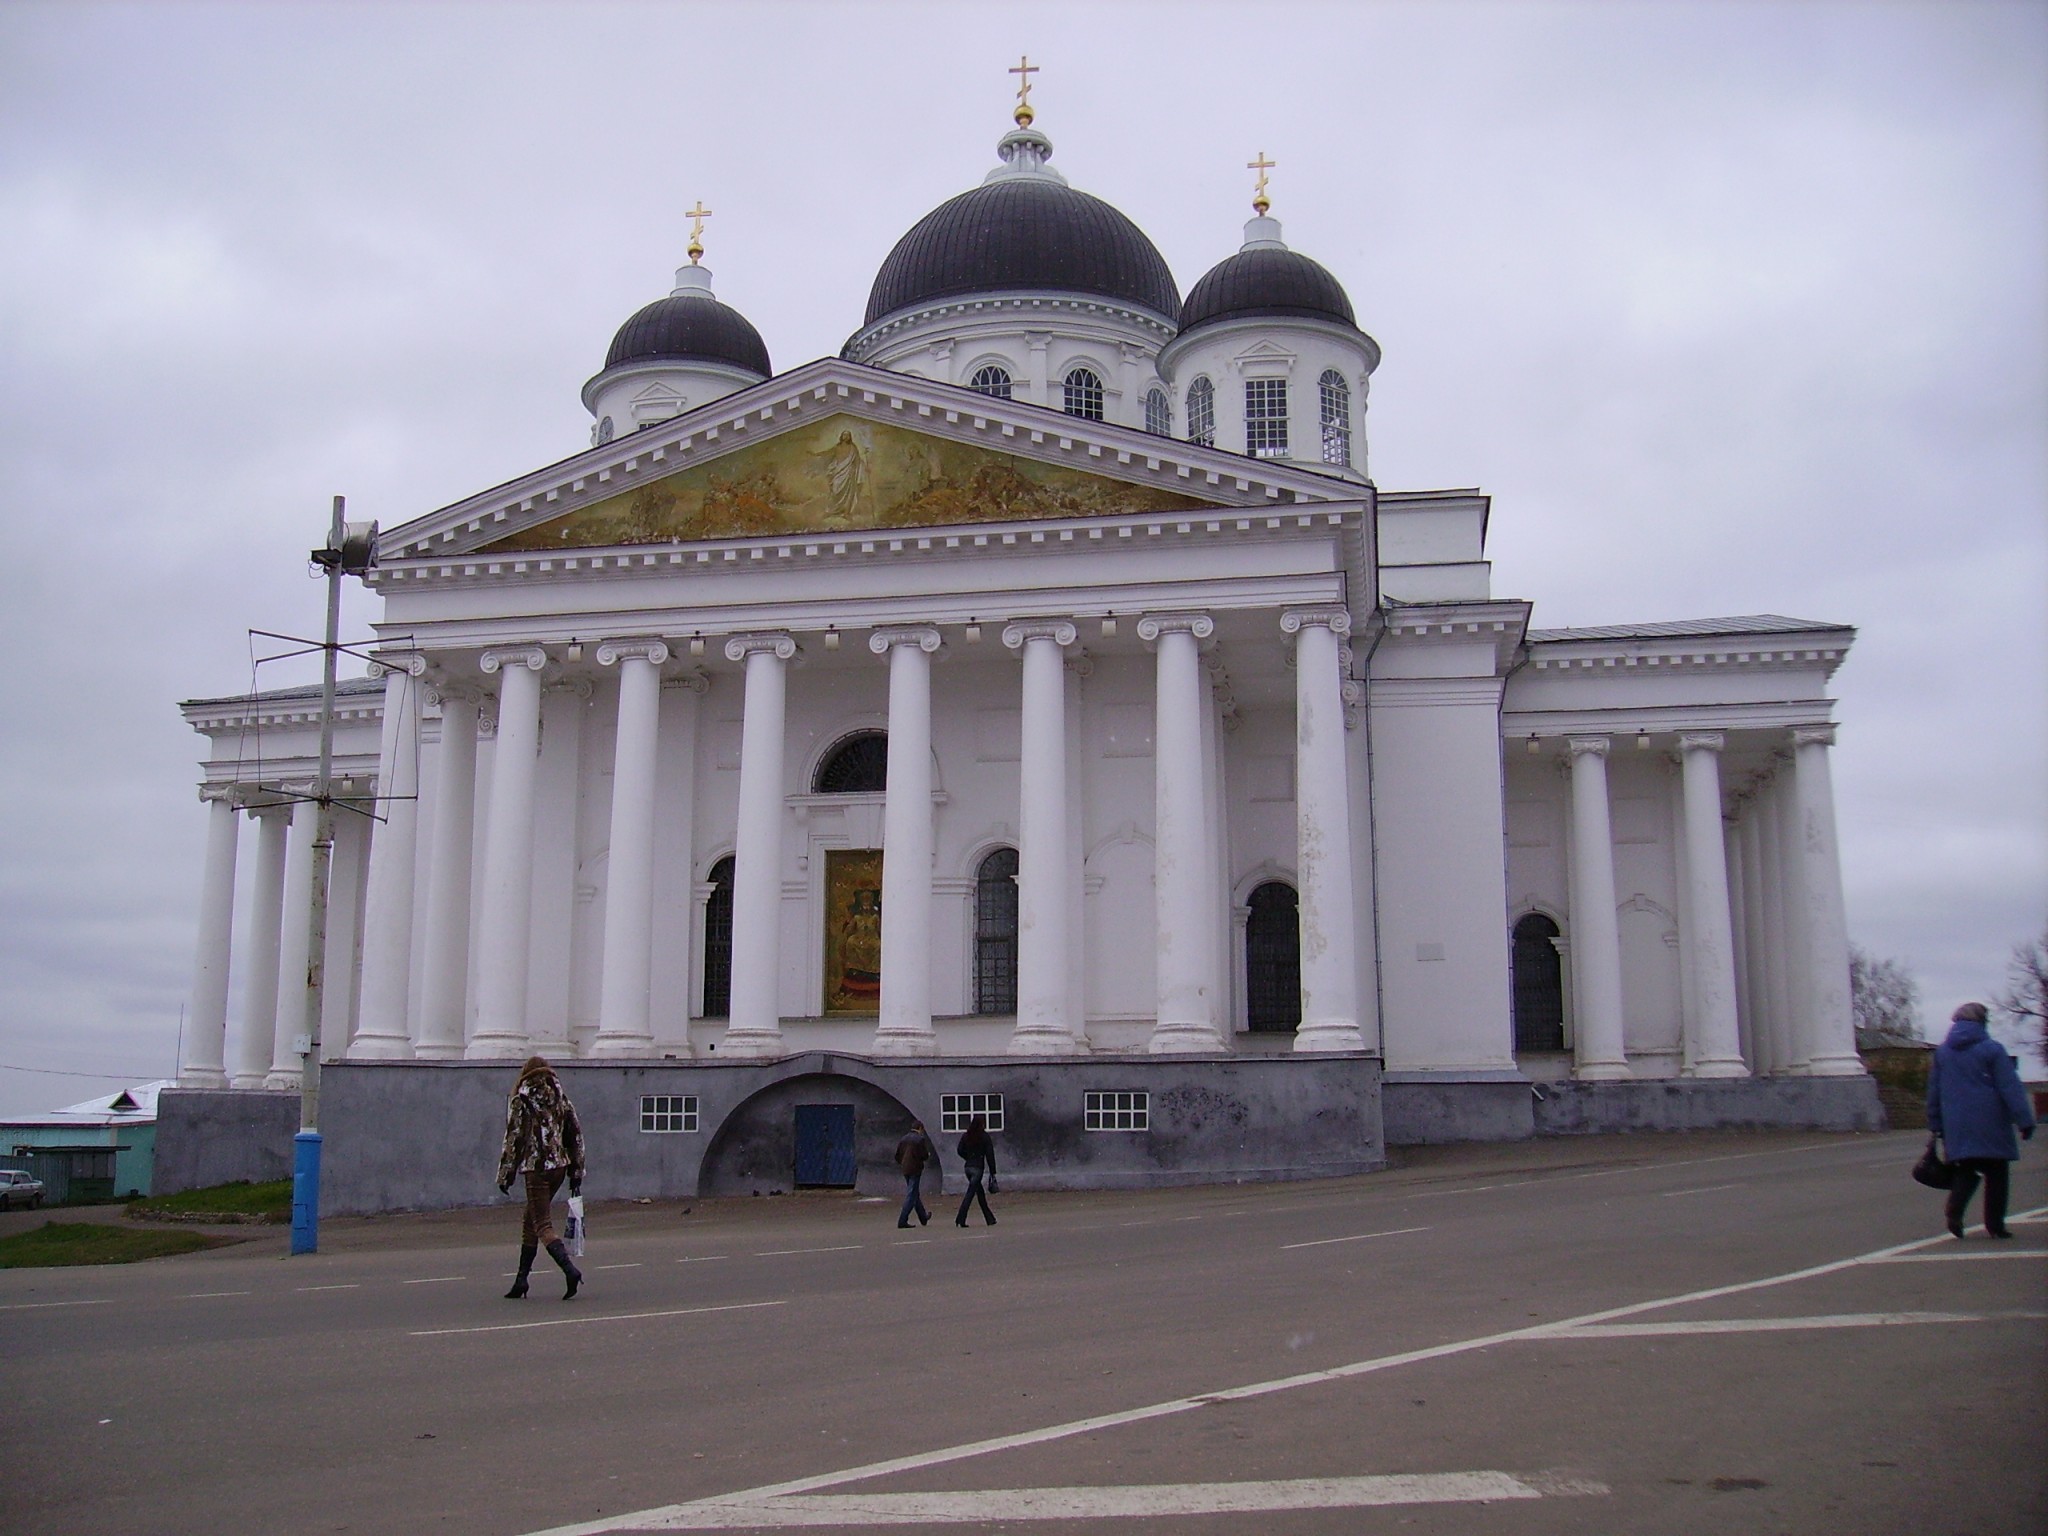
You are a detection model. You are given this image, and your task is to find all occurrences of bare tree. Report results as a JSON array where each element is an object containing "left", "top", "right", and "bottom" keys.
[
  {"left": 1995, "top": 921, "right": 2048, "bottom": 1054},
  {"left": 1850, "top": 943, "right": 1922, "bottom": 1048}
]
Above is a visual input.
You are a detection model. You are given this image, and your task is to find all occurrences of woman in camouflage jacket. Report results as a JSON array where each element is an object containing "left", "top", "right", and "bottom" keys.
[{"left": 497, "top": 1056, "right": 586, "bottom": 1299}]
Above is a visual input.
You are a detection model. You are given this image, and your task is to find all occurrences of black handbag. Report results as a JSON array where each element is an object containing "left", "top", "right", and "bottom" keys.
[{"left": 1912, "top": 1136, "right": 1954, "bottom": 1190}]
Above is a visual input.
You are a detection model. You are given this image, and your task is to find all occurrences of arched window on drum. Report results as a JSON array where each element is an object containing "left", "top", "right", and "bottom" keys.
[
  {"left": 968, "top": 364, "right": 1012, "bottom": 399},
  {"left": 1063, "top": 367, "right": 1105, "bottom": 421}
]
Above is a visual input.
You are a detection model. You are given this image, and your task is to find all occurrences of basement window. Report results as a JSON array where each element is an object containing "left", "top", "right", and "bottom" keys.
[
  {"left": 940, "top": 1093, "right": 1005, "bottom": 1133},
  {"left": 1084, "top": 1090, "right": 1149, "bottom": 1132},
  {"left": 639, "top": 1094, "right": 699, "bottom": 1133}
]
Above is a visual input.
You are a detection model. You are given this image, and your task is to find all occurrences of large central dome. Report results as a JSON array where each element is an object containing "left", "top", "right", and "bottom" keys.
[{"left": 863, "top": 129, "right": 1180, "bottom": 328}]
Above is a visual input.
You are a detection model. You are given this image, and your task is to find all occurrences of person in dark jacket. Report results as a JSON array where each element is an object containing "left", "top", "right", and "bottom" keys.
[
  {"left": 497, "top": 1057, "right": 586, "bottom": 1297},
  {"left": 894, "top": 1121, "right": 936, "bottom": 1228},
  {"left": 954, "top": 1116, "right": 998, "bottom": 1227},
  {"left": 1927, "top": 1002, "right": 2036, "bottom": 1240}
]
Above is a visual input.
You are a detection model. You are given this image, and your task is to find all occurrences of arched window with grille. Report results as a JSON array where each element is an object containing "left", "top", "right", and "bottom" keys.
[
  {"left": 1186, "top": 376, "right": 1215, "bottom": 446},
  {"left": 814, "top": 731, "right": 888, "bottom": 793},
  {"left": 968, "top": 364, "right": 1012, "bottom": 399},
  {"left": 1512, "top": 912, "right": 1565, "bottom": 1052},
  {"left": 1245, "top": 378, "right": 1288, "bottom": 458},
  {"left": 1245, "top": 881, "right": 1302, "bottom": 1031},
  {"left": 973, "top": 847, "right": 1019, "bottom": 1014},
  {"left": 1063, "top": 367, "right": 1104, "bottom": 421},
  {"left": 1144, "top": 387, "right": 1171, "bottom": 436},
  {"left": 1319, "top": 370, "right": 1351, "bottom": 467},
  {"left": 702, "top": 856, "right": 736, "bottom": 1018}
]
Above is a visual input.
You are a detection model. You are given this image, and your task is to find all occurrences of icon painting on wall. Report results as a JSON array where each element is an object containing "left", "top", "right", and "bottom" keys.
[{"left": 824, "top": 849, "right": 885, "bottom": 1014}]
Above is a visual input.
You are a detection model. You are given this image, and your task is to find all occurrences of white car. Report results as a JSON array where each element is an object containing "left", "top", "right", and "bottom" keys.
[{"left": 0, "top": 1169, "right": 46, "bottom": 1210}]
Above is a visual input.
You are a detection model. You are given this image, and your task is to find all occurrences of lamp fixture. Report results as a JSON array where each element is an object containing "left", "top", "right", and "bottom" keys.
[
  {"left": 1635, "top": 729, "right": 1651, "bottom": 750},
  {"left": 689, "top": 635, "right": 705, "bottom": 657},
  {"left": 964, "top": 621, "right": 982, "bottom": 643},
  {"left": 1101, "top": 616, "right": 1118, "bottom": 638},
  {"left": 565, "top": 638, "right": 583, "bottom": 663},
  {"left": 824, "top": 628, "right": 840, "bottom": 651},
  {"left": 1525, "top": 734, "right": 1540, "bottom": 755}
]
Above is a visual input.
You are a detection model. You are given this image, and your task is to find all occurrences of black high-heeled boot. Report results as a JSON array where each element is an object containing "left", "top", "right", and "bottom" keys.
[
  {"left": 505, "top": 1243, "right": 537, "bottom": 1299},
  {"left": 546, "top": 1238, "right": 583, "bottom": 1300}
]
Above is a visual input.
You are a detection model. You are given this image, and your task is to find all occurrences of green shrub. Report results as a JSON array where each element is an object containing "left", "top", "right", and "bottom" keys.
[
  {"left": 128, "top": 1179, "right": 292, "bottom": 1221},
  {"left": 0, "top": 1221, "right": 234, "bottom": 1268}
]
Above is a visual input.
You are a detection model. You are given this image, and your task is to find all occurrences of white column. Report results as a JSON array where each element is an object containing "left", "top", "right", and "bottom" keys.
[
  {"left": 1063, "top": 654, "right": 1091, "bottom": 1047},
  {"left": 1759, "top": 767, "right": 1799, "bottom": 1073},
  {"left": 349, "top": 654, "right": 428, "bottom": 1060},
  {"left": 1283, "top": 608, "right": 1366, "bottom": 1053},
  {"left": 722, "top": 633, "right": 798, "bottom": 1057},
  {"left": 591, "top": 640, "right": 670, "bottom": 1057},
  {"left": 1140, "top": 613, "right": 1225, "bottom": 1053},
  {"left": 1676, "top": 733, "right": 1748, "bottom": 1077},
  {"left": 1004, "top": 620, "right": 1081, "bottom": 1055},
  {"left": 1735, "top": 801, "right": 1769, "bottom": 1074},
  {"left": 235, "top": 804, "right": 290, "bottom": 1088},
  {"left": 180, "top": 790, "right": 239, "bottom": 1087},
  {"left": 871, "top": 627, "right": 942, "bottom": 1056},
  {"left": 1792, "top": 725, "right": 1862, "bottom": 1074},
  {"left": 415, "top": 689, "right": 481, "bottom": 1058},
  {"left": 1725, "top": 815, "right": 1753, "bottom": 1069},
  {"left": 1565, "top": 737, "right": 1630, "bottom": 1080},
  {"left": 264, "top": 794, "right": 320, "bottom": 1089},
  {"left": 467, "top": 645, "right": 548, "bottom": 1059},
  {"left": 319, "top": 800, "right": 370, "bottom": 1061}
]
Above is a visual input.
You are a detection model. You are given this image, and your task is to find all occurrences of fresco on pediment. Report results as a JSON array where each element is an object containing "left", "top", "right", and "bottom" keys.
[{"left": 485, "top": 415, "right": 1212, "bottom": 551}]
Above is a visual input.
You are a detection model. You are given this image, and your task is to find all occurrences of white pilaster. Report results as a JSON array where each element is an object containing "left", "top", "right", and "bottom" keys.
[
  {"left": 870, "top": 627, "right": 943, "bottom": 1056},
  {"left": 1140, "top": 613, "right": 1225, "bottom": 1053},
  {"left": 349, "top": 654, "right": 428, "bottom": 1060},
  {"left": 467, "top": 645, "right": 547, "bottom": 1059},
  {"left": 1677, "top": 733, "right": 1748, "bottom": 1077},
  {"left": 235, "top": 803, "right": 291, "bottom": 1088},
  {"left": 722, "top": 632, "right": 798, "bottom": 1057},
  {"left": 1283, "top": 608, "right": 1365, "bottom": 1053},
  {"left": 265, "top": 794, "right": 321, "bottom": 1089},
  {"left": 1004, "top": 620, "right": 1081, "bottom": 1055},
  {"left": 180, "top": 789, "right": 238, "bottom": 1087},
  {"left": 1792, "top": 725, "right": 1862, "bottom": 1075},
  {"left": 1565, "top": 737, "right": 1630, "bottom": 1080},
  {"left": 416, "top": 689, "right": 481, "bottom": 1059},
  {"left": 586, "top": 641, "right": 670, "bottom": 1057}
]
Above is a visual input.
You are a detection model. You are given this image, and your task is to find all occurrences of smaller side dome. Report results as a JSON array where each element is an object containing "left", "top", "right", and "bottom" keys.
[
  {"left": 606, "top": 265, "right": 771, "bottom": 377},
  {"left": 1177, "top": 216, "right": 1356, "bottom": 338}
]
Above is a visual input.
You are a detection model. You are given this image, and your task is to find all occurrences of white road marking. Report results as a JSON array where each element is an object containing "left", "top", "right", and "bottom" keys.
[
  {"left": 597, "top": 1263, "right": 643, "bottom": 1271},
  {"left": 521, "top": 1203, "right": 2048, "bottom": 1536},
  {"left": 1660, "top": 1183, "right": 1741, "bottom": 1198},
  {"left": 755, "top": 1244, "right": 861, "bottom": 1257},
  {"left": 1546, "top": 1310, "right": 2041, "bottom": 1338},
  {"left": 295, "top": 1284, "right": 359, "bottom": 1292},
  {"left": 0, "top": 1298, "right": 111, "bottom": 1311},
  {"left": 1871, "top": 1250, "right": 2048, "bottom": 1263},
  {"left": 183, "top": 1291, "right": 251, "bottom": 1299},
  {"left": 614, "top": 1471, "right": 1608, "bottom": 1528},
  {"left": 411, "top": 1299, "right": 785, "bottom": 1338},
  {"left": 1282, "top": 1226, "right": 1429, "bottom": 1250},
  {"left": 402, "top": 1276, "right": 467, "bottom": 1285},
  {"left": 677, "top": 1255, "right": 728, "bottom": 1264}
]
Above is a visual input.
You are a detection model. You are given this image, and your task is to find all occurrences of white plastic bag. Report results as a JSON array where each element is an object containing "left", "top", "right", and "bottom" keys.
[{"left": 564, "top": 1194, "right": 586, "bottom": 1258}]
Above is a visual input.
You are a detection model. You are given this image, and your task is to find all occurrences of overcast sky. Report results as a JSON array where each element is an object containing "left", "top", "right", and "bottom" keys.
[{"left": 0, "top": 0, "right": 2041, "bottom": 1116}]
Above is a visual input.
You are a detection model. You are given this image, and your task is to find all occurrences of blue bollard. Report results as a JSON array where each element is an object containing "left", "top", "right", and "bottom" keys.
[{"left": 290, "top": 1131, "right": 322, "bottom": 1255}]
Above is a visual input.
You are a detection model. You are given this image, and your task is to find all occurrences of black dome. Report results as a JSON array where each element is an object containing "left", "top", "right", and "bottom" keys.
[
  {"left": 605, "top": 295, "right": 771, "bottom": 377},
  {"left": 1178, "top": 246, "right": 1355, "bottom": 337},
  {"left": 865, "top": 178, "right": 1180, "bottom": 327}
]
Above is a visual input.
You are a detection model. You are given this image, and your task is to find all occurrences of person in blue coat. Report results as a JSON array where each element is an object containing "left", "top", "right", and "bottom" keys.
[{"left": 1926, "top": 1002, "right": 2036, "bottom": 1239}]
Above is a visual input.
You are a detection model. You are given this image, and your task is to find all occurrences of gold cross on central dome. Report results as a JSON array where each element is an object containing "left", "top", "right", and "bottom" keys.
[
  {"left": 685, "top": 200, "right": 713, "bottom": 264},
  {"left": 1248, "top": 152, "right": 1276, "bottom": 216},
  {"left": 1009, "top": 55, "right": 1039, "bottom": 126}
]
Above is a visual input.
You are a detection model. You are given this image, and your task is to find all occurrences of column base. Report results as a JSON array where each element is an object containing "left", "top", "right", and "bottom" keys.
[
  {"left": 263, "top": 1069, "right": 302, "bottom": 1091},
  {"left": 1148, "top": 1020, "right": 1227, "bottom": 1055},
  {"left": 1684, "top": 1058, "right": 1751, "bottom": 1079},
  {"left": 587, "top": 1035, "right": 658, "bottom": 1060},
  {"left": 463, "top": 1033, "right": 531, "bottom": 1061},
  {"left": 228, "top": 1073, "right": 269, "bottom": 1090},
  {"left": 346, "top": 1032, "right": 415, "bottom": 1061},
  {"left": 1800, "top": 1053, "right": 1867, "bottom": 1077},
  {"left": 871, "top": 1029, "right": 939, "bottom": 1058},
  {"left": 177, "top": 1068, "right": 228, "bottom": 1089},
  {"left": 715, "top": 1028, "right": 786, "bottom": 1059},
  {"left": 1293, "top": 1022, "right": 1366, "bottom": 1054},
  {"left": 1573, "top": 1060, "right": 1633, "bottom": 1082},
  {"left": 412, "top": 1042, "right": 466, "bottom": 1061},
  {"left": 1008, "top": 1023, "right": 1082, "bottom": 1057}
]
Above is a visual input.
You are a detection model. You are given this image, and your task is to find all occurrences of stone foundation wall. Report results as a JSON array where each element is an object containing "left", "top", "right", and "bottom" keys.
[
  {"left": 152, "top": 1089, "right": 299, "bottom": 1195},
  {"left": 1530, "top": 1075, "right": 1884, "bottom": 1136}
]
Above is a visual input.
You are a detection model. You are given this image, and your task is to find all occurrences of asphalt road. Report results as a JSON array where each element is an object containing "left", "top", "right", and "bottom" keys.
[{"left": 2, "top": 1130, "right": 2042, "bottom": 1536}]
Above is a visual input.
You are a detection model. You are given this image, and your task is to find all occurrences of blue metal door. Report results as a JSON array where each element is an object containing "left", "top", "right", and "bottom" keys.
[{"left": 793, "top": 1104, "right": 857, "bottom": 1187}]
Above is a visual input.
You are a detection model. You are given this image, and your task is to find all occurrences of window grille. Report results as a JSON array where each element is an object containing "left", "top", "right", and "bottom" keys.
[
  {"left": 973, "top": 847, "right": 1019, "bottom": 1014},
  {"left": 814, "top": 731, "right": 888, "bottom": 793},
  {"left": 1085, "top": 1090, "right": 1149, "bottom": 1131},
  {"left": 1063, "top": 367, "right": 1105, "bottom": 421},
  {"left": 1144, "top": 388, "right": 1171, "bottom": 436},
  {"left": 640, "top": 1095, "right": 699, "bottom": 1133},
  {"left": 702, "top": 856, "right": 735, "bottom": 1017},
  {"left": 1319, "top": 370, "right": 1351, "bottom": 467},
  {"left": 969, "top": 364, "right": 1013, "bottom": 399},
  {"left": 1245, "top": 379, "right": 1289, "bottom": 458},
  {"left": 940, "top": 1093, "right": 1005, "bottom": 1133},
  {"left": 1186, "top": 376, "right": 1215, "bottom": 446}
]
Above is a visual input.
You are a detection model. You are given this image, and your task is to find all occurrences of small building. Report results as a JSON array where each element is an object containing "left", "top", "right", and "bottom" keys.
[{"left": 1, "top": 1082, "right": 170, "bottom": 1201}]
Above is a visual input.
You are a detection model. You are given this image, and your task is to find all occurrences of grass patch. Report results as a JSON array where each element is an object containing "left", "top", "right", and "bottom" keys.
[
  {"left": 128, "top": 1179, "right": 291, "bottom": 1222},
  {"left": 0, "top": 1221, "right": 237, "bottom": 1268}
]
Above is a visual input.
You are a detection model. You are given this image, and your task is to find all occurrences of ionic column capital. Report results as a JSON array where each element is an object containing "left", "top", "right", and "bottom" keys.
[
  {"left": 479, "top": 644, "right": 548, "bottom": 676},
  {"left": 869, "top": 625, "right": 944, "bottom": 656},
  {"left": 198, "top": 783, "right": 240, "bottom": 807},
  {"left": 424, "top": 680, "right": 489, "bottom": 710},
  {"left": 1678, "top": 731, "right": 1726, "bottom": 754},
  {"left": 724, "top": 632, "right": 799, "bottom": 664},
  {"left": 1136, "top": 612, "right": 1214, "bottom": 647},
  {"left": 1280, "top": 606, "right": 1353, "bottom": 638},
  {"left": 1565, "top": 735, "right": 1612, "bottom": 760},
  {"left": 1001, "top": 619, "right": 1077, "bottom": 650},
  {"left": 1791, "top": 723, "right": 1837, "bottom": 749},
  {"left": 367, "top": 650, "right": 429, "bottom": 680},
  {"left": 595, "top": 637, "right": 671, "bottom": 668}
]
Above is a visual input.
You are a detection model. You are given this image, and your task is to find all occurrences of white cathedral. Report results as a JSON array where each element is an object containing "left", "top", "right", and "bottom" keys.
[{"left": 167, "top": 86, "right": 1877, "bottom": 1207}]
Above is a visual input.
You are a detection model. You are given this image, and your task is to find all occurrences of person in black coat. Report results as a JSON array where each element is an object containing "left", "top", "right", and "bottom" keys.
[
  {"left": 1927, "top": 1002, "right": 2036, "bottom": 1240},
  {"left": 954, "top": 1116, "right": 998, "bottom": 1227}
]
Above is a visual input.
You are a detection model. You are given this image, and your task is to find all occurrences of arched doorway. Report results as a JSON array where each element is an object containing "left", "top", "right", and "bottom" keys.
[
  {"left": 1245, "top": 881, "right": 1301, "bottom": 1032},
  {"left": 974, "top": 847, "right": 1019, "bottom": 1014},
  {"left": 1512, "top": 912, "right": 1565, "bottom": 1051},
  {"left": 702, "top": 856, "right": 735, "bottom": 1018}
]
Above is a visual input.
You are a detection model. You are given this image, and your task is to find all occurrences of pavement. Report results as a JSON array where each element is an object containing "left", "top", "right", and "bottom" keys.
[{"left": 1, "top": 1129, "right": 2042, "bottom": 1535}]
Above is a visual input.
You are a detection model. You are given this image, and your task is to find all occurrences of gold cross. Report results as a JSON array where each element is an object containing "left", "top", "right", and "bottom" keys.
[
  {"left": 1248, "top": 152, "right": 1275, "bottom": 215},
  {"left": 1010, "top": 55, "right": 1039, "bottom": 125},
  {"left": 685, "top": 200, "right": 713, "bottom": 263}
]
